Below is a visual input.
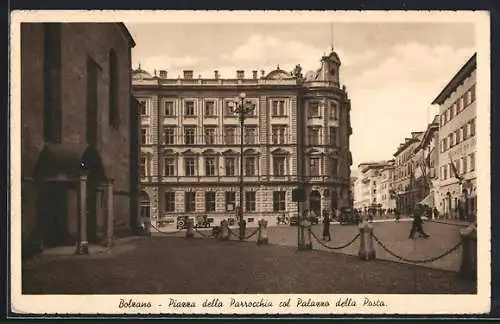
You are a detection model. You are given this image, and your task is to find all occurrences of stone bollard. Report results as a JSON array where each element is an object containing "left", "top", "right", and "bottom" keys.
[
  {"left": 257, "top": 219, "right": 269, "bottom": 245},
  {"left": 185, "top": 218, "right": 194, "bottom": 239},
  {"left": 358, "top": 221, "right": 376, "bottom": 260},
  {"left": 459, "top": 223, "right": 477, "bottom": 280},
  {"left": 219, "top": 220, "right": 230, "bottom": 241}
]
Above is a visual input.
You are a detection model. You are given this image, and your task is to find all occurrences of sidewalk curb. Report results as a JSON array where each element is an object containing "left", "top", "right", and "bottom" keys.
[{"left": 428, "top": 220, "right": 472, "bottom": 227}]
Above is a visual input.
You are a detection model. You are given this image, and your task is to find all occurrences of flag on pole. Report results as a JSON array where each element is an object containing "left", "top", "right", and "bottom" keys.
[
  {"left": 449, "top": 153, "right": 464, "bottom": 183},
  {"left": 425, "top": 153, "right": 431, "bottom": 170}
]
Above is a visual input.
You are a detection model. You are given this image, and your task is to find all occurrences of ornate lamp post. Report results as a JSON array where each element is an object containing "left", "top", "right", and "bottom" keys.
[{"left": 230, "top": 92, "right": 255, "bottom": 240}]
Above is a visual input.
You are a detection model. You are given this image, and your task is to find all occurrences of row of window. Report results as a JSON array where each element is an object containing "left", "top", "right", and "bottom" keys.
[
  {"left": 163, "top": 190, "right": 286, "bottom": 213},
  {"left": 440, "top": 153, "right": 475, "bottom": 180},
  {"left": 440, "top": 84, "right": 476, "bottom": 127},
  {"left": 440, "top": 118, "right": 476, "bottom": 153},
  {"left": 141, "top": 155, "right": 339, "bottom": 178},
  {"left": 139, "top": 99, "right": 341, "bottom": 120},
  {"left": 140, "top": 126, "right": 339, "bottom": 146}
]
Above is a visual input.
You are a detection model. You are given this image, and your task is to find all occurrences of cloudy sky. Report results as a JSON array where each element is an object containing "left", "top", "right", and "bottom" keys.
[{"left": 126, "top": 21, "right": 475, "bottom": 172}]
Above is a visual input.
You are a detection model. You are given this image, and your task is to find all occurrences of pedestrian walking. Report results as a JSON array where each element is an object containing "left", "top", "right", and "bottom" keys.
[
  {"left": 395, "top": 209, "right": 400, "bottom": 222},
  {"left": 368, "top": 210, "right": 374, "bottom": 223},
  {"left": 409, "top": 205, "right": 430, "bottom": 239},
  {"left": 433, "top": 207, "right": 439, "bottom": 220},
  {"left": 322, "top": 211, "right": 331, "bottom": 241}
]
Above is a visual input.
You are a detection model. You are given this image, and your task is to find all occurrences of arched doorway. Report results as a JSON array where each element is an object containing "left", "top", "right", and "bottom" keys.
[
  {"left": 33, "top": 144, "right": 107, "bottom": 248},
  {"left": 139, "top": 191, "right": 151, "bottom": 219},
  {"left": 309, "top": 190, "right": 321, "bottom": 217}
]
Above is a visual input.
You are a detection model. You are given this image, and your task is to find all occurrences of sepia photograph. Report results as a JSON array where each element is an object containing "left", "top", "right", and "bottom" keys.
[{"left": 11, "top": 10, "right": 490, "bottom": 315}]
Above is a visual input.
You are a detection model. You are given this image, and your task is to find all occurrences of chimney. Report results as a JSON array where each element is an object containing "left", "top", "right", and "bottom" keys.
[
  {"left": 237, "top": 70, "right": 245, "bottom": 79},
  {"left": 261, "top": 69, "right": 265, "bottom": 77},
  {"left": 214, "top": 70, "right": 219, "bottom": 79},
  {"left": 252, "top": 70, "right": 258, "bottom": 79},
  {"left": 159, "top": 70, "right": 167, "bottom": 78},
  {"left": 183, "top": 70, "right": 193, "bottom": 79}
]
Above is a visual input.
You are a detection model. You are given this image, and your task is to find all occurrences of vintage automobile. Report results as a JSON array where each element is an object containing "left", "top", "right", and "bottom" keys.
[
  {"left": 309, "top": 214, "right": 319, "bottom": 225},
  {"left": 176, "top": 216, "right": 189, "bottom": 229},
  {"left": 195, "top": 215, "right": 213, "bottom": 228},
  {"left": 289, "top": 215, "right": 298, "bottom": 226},
  {"left": 157, "top": 217, "right": 175, "bottom": 227},
  {"left": 339, "top": 207, "right": 360, "bottom": 225}
]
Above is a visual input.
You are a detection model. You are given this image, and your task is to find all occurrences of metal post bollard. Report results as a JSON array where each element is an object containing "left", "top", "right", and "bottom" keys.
[
  {"left": 185, "top": 218, "right": 194, "bottom": 239},
  {"left": 257, "top": 219, "right": 268, "bottom": 245},
  {"left": 303, "top": 218, "right": 312, "bottom": 250},
  {"left": 298, "top": 221, "right": 306, "bottom": 250},
  {"left": 219, "top": 220, "right": 230, "bottom": 241},
  {"left": 460, "top": 223, "right": 477, "bottom": 280},
  {"left": 358, "top": 221, "right": 376, "bottom": 260}
]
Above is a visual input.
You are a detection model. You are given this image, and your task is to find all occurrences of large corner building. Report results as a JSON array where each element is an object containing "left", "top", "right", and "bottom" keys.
[{"left": 133, "top": 49, "right": 353, "bottom": 224}]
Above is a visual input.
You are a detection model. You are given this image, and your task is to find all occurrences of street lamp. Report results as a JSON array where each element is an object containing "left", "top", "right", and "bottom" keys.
[{"left": 230, "top": 92, "right": 255, "bottom": 240}]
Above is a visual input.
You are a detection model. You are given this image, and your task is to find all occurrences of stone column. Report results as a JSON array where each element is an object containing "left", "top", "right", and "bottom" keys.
[
  {"left": 104, "top": 179, "right": 115, "bottom": 247},
  {"left": 76, "top": 171, "right": 89, "bottom": 255}
]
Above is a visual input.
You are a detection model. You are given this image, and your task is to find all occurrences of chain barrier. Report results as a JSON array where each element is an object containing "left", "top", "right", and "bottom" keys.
[
  {"left": 243, "top": 228, "right": 259, "bottom": 240},
  {"left": 150, "top": 223, "right": 185, "bottom": 236},
  {"left": 193, "top": 227, "right": 214, "bottom": 238},
  {"left": 228, "top": 228, "right": 238, "bottom": 238},
  {"left": 309, "top": 229, "right": 361, "bottom": 250},
  {"left": 227, "top": 227, "right": 259, "bottom": 240},
  {"left": 372, "top": 233, "right": 463, "bottom": 264}
]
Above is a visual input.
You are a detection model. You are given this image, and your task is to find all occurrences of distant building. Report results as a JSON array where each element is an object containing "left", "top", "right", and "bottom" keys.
[
  {"left": 353, "top": 161, "right": 389, "bottom": 211},
  {"left": 432, "top": 53, "right": 477, "bottom": 220},
  {"left": 379, "top": 160, "right": 396, "bottom": 211},
  {"left": 21, "top": 23, "right": 139, "bottom": 257},
  {"left": 133, "top": 49, "right": 353, "bottom": 225},
  {"left": 392, "top": 132, "right": 424, "bottom": 214}
]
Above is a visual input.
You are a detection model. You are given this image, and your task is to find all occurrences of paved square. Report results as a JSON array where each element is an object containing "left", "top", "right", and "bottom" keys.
[{"left": 23, "top": 224, "right": 475, "bottom": 294}]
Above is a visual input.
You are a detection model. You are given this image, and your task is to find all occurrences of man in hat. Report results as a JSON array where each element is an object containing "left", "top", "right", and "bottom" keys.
[{"left": 409, "top": 204, "right": 430, "bottom": 239}]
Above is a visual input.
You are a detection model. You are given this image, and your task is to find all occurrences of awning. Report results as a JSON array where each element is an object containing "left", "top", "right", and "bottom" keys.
[{"left": 419, "top": 192, "right": 434, "bottom": 207}]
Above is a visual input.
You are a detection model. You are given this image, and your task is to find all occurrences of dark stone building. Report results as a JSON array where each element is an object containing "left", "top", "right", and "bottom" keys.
[{"left": 21, "top": 23, "right": 140, "bottom": 257}]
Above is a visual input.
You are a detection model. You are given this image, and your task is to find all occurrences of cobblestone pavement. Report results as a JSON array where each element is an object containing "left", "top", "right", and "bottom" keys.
[
  {"left": 152, "top": 219, "right": 469, "bottom": 272},
  {"left": 23, "top": 236, "right": 475, "bottom": 295}
]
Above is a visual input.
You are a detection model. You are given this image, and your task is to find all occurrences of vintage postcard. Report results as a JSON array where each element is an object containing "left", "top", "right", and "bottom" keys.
[{"left": 10, "top": 10, "right": 490, "bottom": 315}]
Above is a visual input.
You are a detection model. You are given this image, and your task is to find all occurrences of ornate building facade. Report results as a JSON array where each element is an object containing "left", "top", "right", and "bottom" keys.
[{"left": 133, "top": 49, "right": 353, "bottom": 225}]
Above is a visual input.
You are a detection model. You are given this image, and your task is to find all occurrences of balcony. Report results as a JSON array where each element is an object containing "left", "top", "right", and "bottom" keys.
[{"left": 158, "top": 135, "right": 297, "bottom": 146}]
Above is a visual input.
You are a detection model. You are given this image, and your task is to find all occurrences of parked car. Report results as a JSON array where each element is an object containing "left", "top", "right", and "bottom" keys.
[
  {"left": 195, "top": 215, "right": 213, "bottom": 228},
  {"left": 176, "top": 216, "right": 191, "bottom": 229},
  {"left": 339, "top": 207, "right": 360, "bottom": 225},
  {"left": 309, "top": 215, "right": 319, "bottom": 225},
  {"left": 289, "top": 215, "right": 298, "bottom": 226},
  {"left": 157, "top": 217, "right": 175, "bottom": 227}
]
